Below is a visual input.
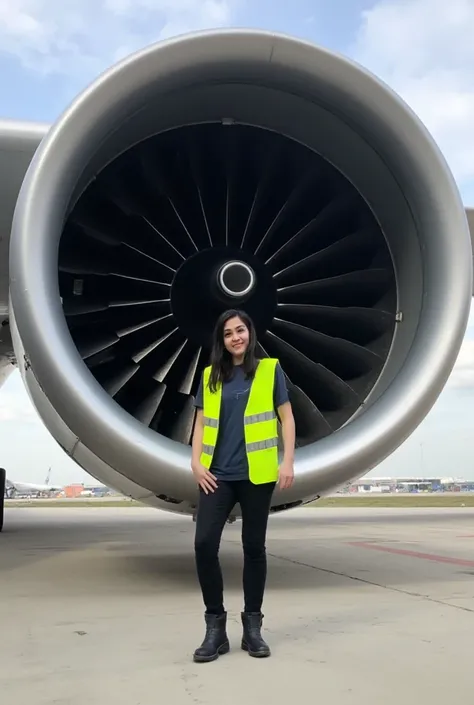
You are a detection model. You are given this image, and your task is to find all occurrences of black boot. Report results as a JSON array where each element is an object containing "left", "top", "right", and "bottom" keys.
[
  {"left": 241, "top": 612, "right": 271, "bottom": 658},
  {"left": 193, "top": 612, "right": 230, "bottom": 663}
]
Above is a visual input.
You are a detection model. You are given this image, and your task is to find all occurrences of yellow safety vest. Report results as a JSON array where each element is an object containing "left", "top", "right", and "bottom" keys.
[{"left": 200, "top": 358, "right": 279, "bottom": 484}]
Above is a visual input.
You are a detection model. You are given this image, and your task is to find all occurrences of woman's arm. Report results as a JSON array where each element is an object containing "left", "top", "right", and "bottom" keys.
[
  {"left": 277, "top": 401, "right": 295, "bottom": 489},
  {"left": 191, "top": 409, "right": 204, "bottom": 471},
  {"left": 191, "top": 409, "right": 218, "bottom": 494}
]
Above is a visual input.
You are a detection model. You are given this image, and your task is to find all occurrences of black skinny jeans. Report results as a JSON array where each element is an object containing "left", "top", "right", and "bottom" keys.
[{"left": 194, "top": 479, "right": 276, "bottom": 615}]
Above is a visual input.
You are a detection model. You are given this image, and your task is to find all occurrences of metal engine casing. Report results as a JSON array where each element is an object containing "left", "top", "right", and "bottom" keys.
[{"left": 8, "top": 29, "right": 473, "bottom": 516}]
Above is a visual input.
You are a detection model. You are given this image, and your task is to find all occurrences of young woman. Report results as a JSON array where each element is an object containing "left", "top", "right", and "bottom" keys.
[{"left": 191, "top": 309, "right": 295, "bottom": 663}]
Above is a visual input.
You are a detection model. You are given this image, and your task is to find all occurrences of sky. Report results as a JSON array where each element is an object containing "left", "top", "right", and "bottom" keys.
[{"left": 1, "top": 0, "right": 474, "bottom": 485}]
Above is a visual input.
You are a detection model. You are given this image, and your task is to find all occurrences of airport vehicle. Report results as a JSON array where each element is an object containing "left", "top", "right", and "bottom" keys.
[{"left": 0, "top": 29, "right": 473, "bottom": 530}]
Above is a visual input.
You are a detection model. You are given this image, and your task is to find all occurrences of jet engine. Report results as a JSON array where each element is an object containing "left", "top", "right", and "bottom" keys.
[{"left": 8, "top": 30, "right": 473, "bottom": 515}]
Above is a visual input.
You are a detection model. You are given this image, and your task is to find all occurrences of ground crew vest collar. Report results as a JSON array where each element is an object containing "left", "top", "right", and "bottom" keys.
[{"left": 200, "top": 358, "right": 279, "bottom": 484}]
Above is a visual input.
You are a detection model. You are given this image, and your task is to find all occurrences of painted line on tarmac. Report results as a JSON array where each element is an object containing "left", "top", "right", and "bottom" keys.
[{"left": 348, "top": 541, "right": 474, "bottom": 568}]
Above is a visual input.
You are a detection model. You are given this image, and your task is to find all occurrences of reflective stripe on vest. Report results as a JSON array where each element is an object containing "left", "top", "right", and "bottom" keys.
[{"left": 200, "top": 358, "right": 279, "bottom": 484}]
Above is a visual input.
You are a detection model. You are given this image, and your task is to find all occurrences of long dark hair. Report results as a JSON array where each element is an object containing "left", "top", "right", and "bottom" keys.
[{"left": 208, "top": 309, "right": 259, "bottom": 392}]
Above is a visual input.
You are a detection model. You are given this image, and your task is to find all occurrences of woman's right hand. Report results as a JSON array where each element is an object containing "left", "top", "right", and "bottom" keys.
[{"left": 192, "top": 462, "right": 218, "bottom": 494}]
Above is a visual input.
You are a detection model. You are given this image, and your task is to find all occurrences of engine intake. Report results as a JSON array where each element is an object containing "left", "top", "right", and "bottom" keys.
[
  {"left": 60, "top": 120, "right": 396, "bottom": 448},
  {"left": 9, "top": 30, "right": 472, "bottom": 513}
]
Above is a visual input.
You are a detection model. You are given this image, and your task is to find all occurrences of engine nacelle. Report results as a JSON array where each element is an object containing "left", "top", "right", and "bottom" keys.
[{"left": 9, "top": 30, "right": 472, "bottom": 515}]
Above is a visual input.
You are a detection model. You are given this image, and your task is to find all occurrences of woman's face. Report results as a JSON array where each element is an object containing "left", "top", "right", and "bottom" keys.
[{"left": 223, "top": 316, "right": 250, "bottom": 358}]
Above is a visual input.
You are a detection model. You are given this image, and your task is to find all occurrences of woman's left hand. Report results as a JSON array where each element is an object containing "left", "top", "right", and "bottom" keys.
[{"left": 278, "top": 460, "right": 294, "bottom": 490}]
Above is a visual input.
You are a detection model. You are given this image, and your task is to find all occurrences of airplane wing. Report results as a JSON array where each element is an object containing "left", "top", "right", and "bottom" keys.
[
  {"left": 0, "top": 121, "right": 48, "bottom": 317},
  {"left": 0, "top": 121, "right": 49, "bottom": 389}
]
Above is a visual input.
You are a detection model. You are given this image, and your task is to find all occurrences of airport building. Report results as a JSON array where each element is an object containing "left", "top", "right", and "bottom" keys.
[{"left": 345, "top": 477, "right": 474, "bottom": 493}]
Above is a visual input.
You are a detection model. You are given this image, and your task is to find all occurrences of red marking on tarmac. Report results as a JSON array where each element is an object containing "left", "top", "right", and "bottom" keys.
[{"left": 348, "top": 541, "right": 474, "bottom": 568}]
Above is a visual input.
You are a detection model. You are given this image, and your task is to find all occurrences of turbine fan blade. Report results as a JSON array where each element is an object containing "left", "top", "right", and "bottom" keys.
[
  {"left": 287, "top": 383, "right": 333, "bottom": 445},
  {"left": 263, "top": 330, "right": 361, "bottom": 428},
  {"left": 100, "top": 361, "right": 140, "bottom": 397},
  {"left": 135, "top": 384, "right": 167, "bottom": 426},
  {"left": 276, "top": 303, "right": 394, "bottom": 345},
  {"left": 277, "top": 269, "right": 392, "bottom": 307},
  {"left": 272, "top": 318, "right": 384, "bottom": 379},
  {"left": 168, "top": 395, "right": 197, "bottom": 445}
]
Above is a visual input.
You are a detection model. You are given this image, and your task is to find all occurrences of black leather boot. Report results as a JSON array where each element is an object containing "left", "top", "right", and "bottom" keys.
[
  {"left": 193, "top": 612, "right": 230, "bottom": 663},
  {"left": 241, "top": 612, "right": 271, "bottom": 658}
]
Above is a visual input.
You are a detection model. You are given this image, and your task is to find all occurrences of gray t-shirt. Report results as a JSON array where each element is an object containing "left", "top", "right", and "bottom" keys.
[{"left": 194, "top": 361, "right": 289, "bottom": 481}]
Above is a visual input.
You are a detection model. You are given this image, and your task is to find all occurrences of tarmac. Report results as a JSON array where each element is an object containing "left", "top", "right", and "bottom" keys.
[{"left": 1, "top": 504, "right": 474, "bottom": 704}]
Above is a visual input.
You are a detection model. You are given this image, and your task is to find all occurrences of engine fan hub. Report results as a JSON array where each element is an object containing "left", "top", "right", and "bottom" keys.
[
  {"left": 218, "top": 260, "right": 255, "bottom": 298},
  {"left": 169, "top": 243, "right": 278, "bottom": 349}
]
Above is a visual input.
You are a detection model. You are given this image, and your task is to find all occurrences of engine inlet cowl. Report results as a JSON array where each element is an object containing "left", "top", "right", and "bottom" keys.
[{"left": 9, "top": 30, "right": 472, "bottom": 515}]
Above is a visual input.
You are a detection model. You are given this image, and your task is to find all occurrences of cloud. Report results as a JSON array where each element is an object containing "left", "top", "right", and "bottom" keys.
[
  {"left": 0, "top": 372, "right": 39, "bottom": 423},
  {"left": 447, "top": 340, "right": 474, "bottom": 387},
  {"left": 442, "top": 302, "right": 474, "bottom": 387},
  {"left": 352, "top": 0, "right": 474, "bottom": 190},
  {"left": 0, "top": 0, "right": 235, "bottom": 77}
]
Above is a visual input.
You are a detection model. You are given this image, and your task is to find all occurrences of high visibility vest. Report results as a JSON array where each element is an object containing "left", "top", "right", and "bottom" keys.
[{"left": 200, "top": 358, "right": 279, "bottom": 484}]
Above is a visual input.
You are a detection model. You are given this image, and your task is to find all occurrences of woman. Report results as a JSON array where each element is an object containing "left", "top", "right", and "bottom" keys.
[{"left": 191, "top": 309, "right": 295, "bottom": 663}]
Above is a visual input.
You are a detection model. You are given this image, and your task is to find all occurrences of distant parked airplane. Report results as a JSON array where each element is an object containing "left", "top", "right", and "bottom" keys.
[{"left": 3, "top": 467, "right": 62, "bottom": 498}]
